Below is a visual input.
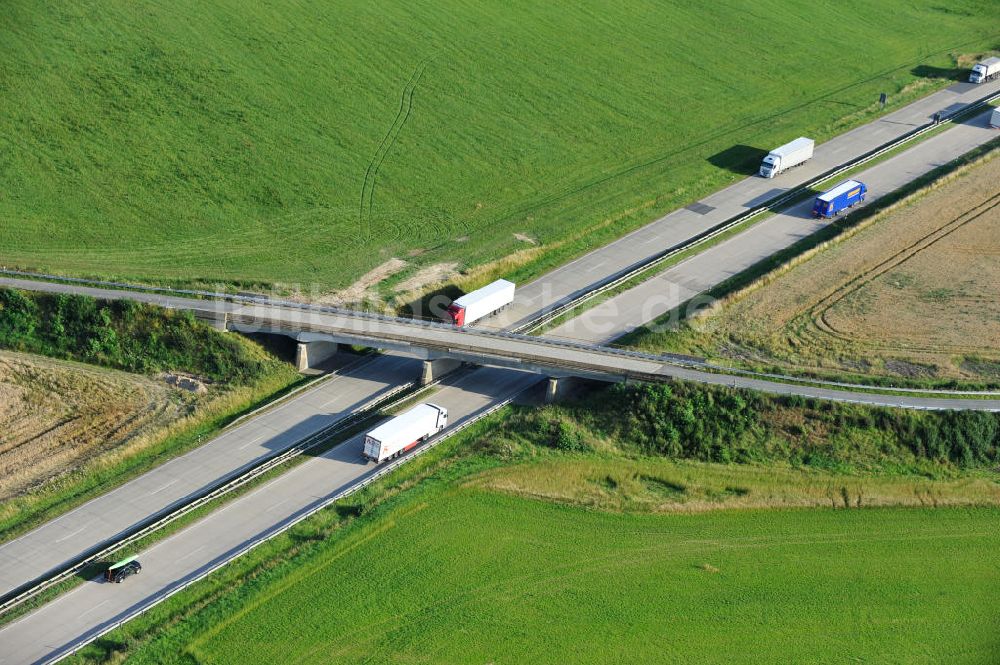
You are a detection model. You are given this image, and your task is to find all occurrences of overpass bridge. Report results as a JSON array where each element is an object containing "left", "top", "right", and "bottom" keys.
[{"left": 3, "top": 276, "right": 1000, "bottom": 411}]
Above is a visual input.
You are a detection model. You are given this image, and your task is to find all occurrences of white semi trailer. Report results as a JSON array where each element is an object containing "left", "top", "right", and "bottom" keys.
[
  {"left": 759, "top": 137, "right": 814, "bottom": 178},
  {"left": 969, "top": 57, "right": 1000, "bottom": 84},
  {"left": 363, "top": 403, "right": 448, "bottom": 463},
  {"left": 446, "top": 279, "right": 515, "bottom": 326}
]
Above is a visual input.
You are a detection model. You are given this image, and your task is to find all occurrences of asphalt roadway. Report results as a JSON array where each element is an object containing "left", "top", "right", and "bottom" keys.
[
  {"left": 0, "top": 353, "right": 422, "bottom": 601},
  {"left": 1, "top": 78, "right": 999, "bottom": 662}
]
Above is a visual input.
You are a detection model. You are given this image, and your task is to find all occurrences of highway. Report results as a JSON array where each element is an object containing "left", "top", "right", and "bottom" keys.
[
  {"left": 552, "top": 103, "right": 1000, "bottom": 343},
  {"left": 485, "top": 77, "right": 1000, "bottom": 331},
  {"left": 0, "top": 367, "right": 539, "bottom": 665},
  {"left": 0, "top": 353, "right": 421, "bottom": 602},
  {"left": 1, "top": 77, "right": 999, "bottom": 662}
]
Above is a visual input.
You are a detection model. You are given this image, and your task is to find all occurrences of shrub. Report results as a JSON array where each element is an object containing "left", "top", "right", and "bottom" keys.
[{"left": 0, "top": 287, "right": 274, "bottom": 384}]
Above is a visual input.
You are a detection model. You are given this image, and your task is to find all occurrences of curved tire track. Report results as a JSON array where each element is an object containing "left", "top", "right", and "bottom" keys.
[{"left": 358, "top": 56, "right": 436, "bottom": 242}]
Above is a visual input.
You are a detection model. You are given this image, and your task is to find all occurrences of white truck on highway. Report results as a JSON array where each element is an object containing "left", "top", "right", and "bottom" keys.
[
  {"left": 759, "top": 137, "right": 814, "bottom": 178},
  {"left": 446, "top": 279, "right": 515, "bottom": 326},
  {"left": 969, "top": 57, "right": 1000, "bottom": 84},
  {"left": 363, "top": 403, "right": 448, "bottom": 463}
]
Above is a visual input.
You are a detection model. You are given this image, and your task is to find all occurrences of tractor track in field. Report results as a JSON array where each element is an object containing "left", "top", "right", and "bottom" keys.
[
  {"left": 797, "top": 189, "right": 1000, "bottom": 356},
  {"left": 358, "top": 56, "right": 436, "bottom": 239}
]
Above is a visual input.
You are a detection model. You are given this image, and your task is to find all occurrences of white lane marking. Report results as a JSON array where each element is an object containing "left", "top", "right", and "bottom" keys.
[
  {"left": 266, "top": 497, "right": 294, "bottom": 513},
  {"left": 149, "top": 479, "right": 179, "bottom": 495},
  {"left": 238, "top": 434, "right": 266, "bottom": 450},
  {"left": 54, "top": 525, "right": 87, "bottom": 543},
  {"left": 79, "top": 599, "right": 112, "bottom": 617},
  {"left": 176, "top": 545, "right": 206, "bottom": 562},
  {"left": 585, "top": 260, "right": 607, "bottom": 272}
]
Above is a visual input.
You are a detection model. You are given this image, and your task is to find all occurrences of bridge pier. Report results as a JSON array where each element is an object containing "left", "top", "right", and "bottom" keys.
[
  {"left": 194, "top": 310, "right": 229, "bottom": 332},
  {"left": 421, "top": 357, "right": 462, "bottom": 385},
  {"left": 295, "top": 341, "right": 340, "bottom": 372},
  {"left": 544, "top": 377, "right": 560, "bottom": 404}
]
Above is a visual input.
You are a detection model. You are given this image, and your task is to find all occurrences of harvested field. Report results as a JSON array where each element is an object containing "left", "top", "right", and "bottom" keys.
[
  {"left": 0, "top": 351, "right": 190, "bottom": 502},
  {"left": 660, "top": 150, "right": 1000, "bottom": 383}
]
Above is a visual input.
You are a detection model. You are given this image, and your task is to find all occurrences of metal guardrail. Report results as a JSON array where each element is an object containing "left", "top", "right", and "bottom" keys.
[
  {"left": 3, "top": 88, "right": 999, "bottom": 397},
  {"left": 42, "top": 395, "right": 514, "bottom": 665}
]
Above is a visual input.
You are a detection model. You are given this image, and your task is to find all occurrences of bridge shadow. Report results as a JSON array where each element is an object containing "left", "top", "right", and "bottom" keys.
[
  {"left": 242, "top": 331, "right": 298, "bottom": 363},
  {"left": 707, "top": 144, "right": 768, "bottom": 176}
]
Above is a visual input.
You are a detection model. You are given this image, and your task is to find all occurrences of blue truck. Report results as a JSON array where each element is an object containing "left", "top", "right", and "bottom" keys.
[{"left": 812, "top": 180, "right": 867, "bottom": 218}]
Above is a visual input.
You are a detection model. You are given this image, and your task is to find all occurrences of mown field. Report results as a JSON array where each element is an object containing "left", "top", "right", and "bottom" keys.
[
  {"left": 0, "top": 350, "right": 183, "bottom": 503},
  {"left": 627, "top": 144, "right": 1000, "bottom": 386},
  {"left": 1, "top": 1, "right": 997, "bottom": 301},
  {"left": 123, "top": 492, "right": 1000, "bottom": 665}
]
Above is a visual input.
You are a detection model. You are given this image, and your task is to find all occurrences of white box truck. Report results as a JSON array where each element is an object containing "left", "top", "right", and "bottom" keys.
[
  {"left": 969, "top": 57, "right": 1000, "bottom": 84},
  {"left": 363, "top": 403, "right": 448, "bottom": 463},
  {"left": 990, "top": 108, "right": 1000, "bottom": 129},
  {"left": 446, "top": 279, "right": 515, "bottom": 326},
  {"left": 759, "top": 137, "right": 814, "bottom": 178}
]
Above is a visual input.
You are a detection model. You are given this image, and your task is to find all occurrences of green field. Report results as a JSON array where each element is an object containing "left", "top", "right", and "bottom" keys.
[
  {"left": 1, "top": 1, "right": 996, "bottom": 294},
  {"left": 136, "top": 490, "right": 1000, "bottom": 664},
  {"left": 70, "top": 385, "right": 1000, "bottom": 664}
]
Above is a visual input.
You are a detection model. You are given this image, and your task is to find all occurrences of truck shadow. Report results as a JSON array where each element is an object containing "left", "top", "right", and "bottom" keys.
[
  {"left": 742, "top": 188, "right": 790, "bottom": 209},
  {"left": 792, "top": 187, "right": 824, "bottom": 219},
  {"left": 707, "top": 144, "right": 768, "bottom": 176},
  {"left": 397, "top": 283, "right": 462, "bottom": 322},
  {"left": 911, "top": 64, "right": 967, "bottom": 82},
  {"left": 75, "top": 560, "right": 110, "bottom": 583}
]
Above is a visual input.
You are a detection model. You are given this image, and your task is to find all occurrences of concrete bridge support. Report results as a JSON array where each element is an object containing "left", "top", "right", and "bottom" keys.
[
  {"left": 194, "top": 310, "right": 229, "bottom": 332},
  {"left": 544, "top": 376, "right": 587, "bottom": 404},
  {"left": 295, "top": 340, "right": 340, "bottom": 372},
  {"left": 544, "top": 377, "right": 561, "bottom": 404},
  {"left": 421, "top": 357, "right": 462, "bottom": 386}
]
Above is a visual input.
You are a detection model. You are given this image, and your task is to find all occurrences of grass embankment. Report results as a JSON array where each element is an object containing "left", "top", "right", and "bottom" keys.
[
  {"left": 0, "top": 288, "right": 302, "bottom": 542},
  {"left": 622, "top": 140, "right": 1000, "bottom": 389},
  {"left": 1, "top": 2, "right": 997, "bottom": 302},
  {"left": 68, "top": 382, "right": 1000, "bottom": 664}
]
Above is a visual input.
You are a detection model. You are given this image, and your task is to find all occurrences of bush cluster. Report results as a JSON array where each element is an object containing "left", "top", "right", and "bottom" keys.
[
  {"left": 549, "top": 382, "right": 1000, "bottom": 471},
  {"left": 0, "top": 288, "right": 270, "bottom": 384}
]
